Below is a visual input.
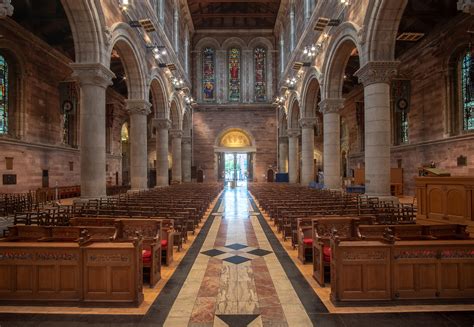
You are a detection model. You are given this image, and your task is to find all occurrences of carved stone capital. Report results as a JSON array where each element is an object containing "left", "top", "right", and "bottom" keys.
[
  {"left": 319, "top": 98, "right": 345, "bottom": 114},
  {"left": 355, "top": 61, "right": 399, "bottom": 86},
  {"left": 169, "top": 129, "right": 183, "bottom": 139},
  {"left": 153, "top": 118, "right": 171, "bottom": 130},
  {"left": 70, "top": 63, "right": 115, "bottom": 88},
  {"left": 125, "top": 100, "right": 152, "bottom": 116},
  {"left": 287, "top": 128, "right": 300, "bottom": 138},
  {"left": 182, "top": 136, "right": 192, "bottom": 145},
  {"left": 0, "top": 0, "right": 13, "bottom": 18},
  {"left": 458, "top": 0, "right": 474, "bottom": 14},
  {"left": 299, "top": 117, "right": 317, "bottom": 129}
]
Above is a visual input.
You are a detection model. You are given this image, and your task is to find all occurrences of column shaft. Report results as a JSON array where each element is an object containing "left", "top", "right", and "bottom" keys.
[
  {"left": 127, "top": 100, "right": 151, "bottom": 191},
  {"left": 287, "top": 129, "right": 299, "bottom": 183},
  {"left": 278, "top": 136, "right": 288, "bottom": 173},
  {"left": 364, "top": 82, "right": 392, "bottom": 196},
  {"left": 356, "top": 61, "right": 399, "bottom": 197},
  {"left": 155, "top": 119, "right": 171, "bottom": 187},
  {"left": 171, "top": 130, "right": 183, "bottom": 183},
  {"left": 71, "top": 63, "right": 114, "bottom": 199},
  {"left": 300, "top": 118, "right": 316, "bottom": 186},
  {"left": 182, "top": 137, "right": 192, "bottom": 182}
]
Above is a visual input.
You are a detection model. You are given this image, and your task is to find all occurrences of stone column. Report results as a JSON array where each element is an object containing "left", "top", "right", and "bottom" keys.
[
  {"left": 154, "top": 118, "right": 171, "bottom": 187},
  {"left": 170, "top": 129, "right": 183, "bottom": 183},
  {"left": 182, "top": 136, "right": 192, "bottom": 182},
  {"left": 126, "top": 100, "right": 151, "bottom": 192},
  {"left": 287, "top": 128, "right": 299, "bottom": 183},
  {"left": 319, "top": 99, "right": 344, "bottom": 190},
  {"left": 71, "top": 63, "right": 114, "bottom": 199},
  {"left": 356, "top": 61, "right": 399, "bottom": 197},
  {"left": 300, "top": 118, "right": 316, "bottom": 186},
  {"left": 278, "top": 135, "right": 288, "bottom": 173}
]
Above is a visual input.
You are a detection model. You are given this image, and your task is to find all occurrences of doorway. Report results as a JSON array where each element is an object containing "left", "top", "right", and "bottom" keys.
[{"left": 224, "top": 153, "right": 249, "bottom": 187}]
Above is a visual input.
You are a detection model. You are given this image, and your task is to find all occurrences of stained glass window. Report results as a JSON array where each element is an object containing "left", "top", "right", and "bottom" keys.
[
  {"left": 202, "top": 48, "right": 215, "bottom": 101},
  {"left": 0, "top": 54, "right": 8, "bottom": 134},
  {"left": 60, "top": 82, "right": 78, "bottom": 146},
  {"left": 254, "top": 47, "right": 266, "bottom": 102},
  {"left": 461, "top": 50, "right": 474, "bottom": 131},
  {"left": 392, "top": 80, "right": 410, "bottom": 144},
  {"left": 228, "top": 47, "right": 240, "bottom": 102}
]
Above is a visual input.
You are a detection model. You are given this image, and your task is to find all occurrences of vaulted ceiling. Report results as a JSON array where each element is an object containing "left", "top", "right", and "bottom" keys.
[{"left": 187, "top": 0, "right": 281, "bottom": 30}]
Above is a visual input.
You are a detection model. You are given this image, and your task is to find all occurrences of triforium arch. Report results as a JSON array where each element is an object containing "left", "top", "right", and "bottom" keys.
[
  {"left": 364, "top": 0, "right": 409, "bottom": 62},
  {"left": 108, "top": 23, "right": 148, "bottom": 100},
  {"left": 61, "top": 0, "right": 108, "bottom": 64}
]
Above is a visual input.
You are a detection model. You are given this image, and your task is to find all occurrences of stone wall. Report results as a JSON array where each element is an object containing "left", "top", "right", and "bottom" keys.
[
  {"left": 0, "top": 21, "right": 127, "bottom": 193},
  {"left": 193, "top": 105, "right": 277, "bottom": 182}
]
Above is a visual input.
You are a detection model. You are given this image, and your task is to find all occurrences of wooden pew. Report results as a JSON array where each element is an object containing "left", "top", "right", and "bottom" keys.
[
  {"left": 330, "top": 235, "right": 474, "bottom": 302},
  {"left": 0, "top": 238, "right": 143, "bottom": 306}
]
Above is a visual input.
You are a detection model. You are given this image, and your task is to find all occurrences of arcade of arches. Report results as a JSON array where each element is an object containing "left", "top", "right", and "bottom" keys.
[{"left": 0, "top": 0, "right": 473, "bottom": 326}]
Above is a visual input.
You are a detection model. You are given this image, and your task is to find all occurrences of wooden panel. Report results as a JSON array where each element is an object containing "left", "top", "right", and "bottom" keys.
[
  {"left": 87, "top": 266, "right": 107, "bottom": 293},
  {"left": 111, "top": 267, "right": 131, "bottom": 293},
  {"left": 342, "top": 265, "right": 362, "bottom": 292},
  {"left": 0, "top": 266, "right": 12, "bottom": 292},
  {"left": 59, "top": 265, "right": 77, "bottom": 292},
  {"left": 395, "top": 264, "right": 415, "bottom": 291},
  {"left": 446, "top": 187, "right": 465, "bottom": 220},
  {"left": 427, "top": 187, "right": 444, "bottom": 217},
  {"left": 441, "top": 263, "right": 460, "bottom": 290},
  {"left": 365, "top": 264, "right": 388, "bottom": 292},
  {"left": 462, "top": 263, "right": 474, "bottom": 290},
  {"left": 16, "top": 265, "right": 34, "bottom": 292},
  {"left": 37, "top": 265, "right": 55, "bottom": 292},
  {"left": 418, "top": 263, "right": 437, "bottom": 291}
]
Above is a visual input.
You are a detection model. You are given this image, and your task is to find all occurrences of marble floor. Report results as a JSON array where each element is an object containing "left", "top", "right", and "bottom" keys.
[{"left": 0, "top": 186, "right": 473, "bottom": 327}]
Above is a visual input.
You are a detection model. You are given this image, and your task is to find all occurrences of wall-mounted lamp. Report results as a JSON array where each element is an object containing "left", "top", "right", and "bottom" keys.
[
  {"left": 285, "top": 77, "right": 298, "bottom": 90},
  {"left": 172, "top": 77, "right": 184, "bottom": 90},
  {"left": 119, "top": 0, "right": 129, "bottom": 11}
]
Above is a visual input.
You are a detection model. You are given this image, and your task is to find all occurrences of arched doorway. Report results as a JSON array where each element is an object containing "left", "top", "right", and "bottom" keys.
[{"left": 215, "top": 128, "right": 255, "bottom": 187}]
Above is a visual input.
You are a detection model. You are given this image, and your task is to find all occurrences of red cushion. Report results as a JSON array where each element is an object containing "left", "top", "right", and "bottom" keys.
[
  {"left": 303, "top": 238, "right": 313, "bottom": 245},
  {"left": 142, "top": 250, "right": 152, "bottom": 264},
  {"left": 323, "top": 246, "right": 331, "bottom": 263},
  {"left": 161, "top": 240, "right": 168, "bottom": 249}
]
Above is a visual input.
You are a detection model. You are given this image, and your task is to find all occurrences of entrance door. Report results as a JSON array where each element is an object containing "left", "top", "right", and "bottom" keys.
[{"left": 224, "top": 153, "right": 249, "bottom": 187}]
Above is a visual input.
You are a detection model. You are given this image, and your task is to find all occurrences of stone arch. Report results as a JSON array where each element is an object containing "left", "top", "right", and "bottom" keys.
[
  {"left": 182, "top": 109, "right": 192, "bottom": 137},
  {"left": 169, "top": 95, "right": 183, "bottom": 130},
  {"left": 300, "top": 67, "right": 322, "bottom": 118},
  {"left": 287, "top": 94, "right": 301, "bottom": 129},
  {"left": 108, "top": 23, "right": 147, "bottom": 100},
  {"left": 322, "top": 24, "right": 361, "bottom": 99},
  {"left": 364, "top": 0, "right": 408, "bottom": 61},
  {"left": 148, "top": 71, "right": 169, "bottom": 119},
  {"left": 61, "top": 0, "right": 108, "bottom": 64},
  {"left": 221, "top": 37, "right": 247, "bottom": 50},
  {"left": 195, "top": 37, "right": 221, "bottom": 51},
  {"left": 279, "top": 110, "right": 288, "bottom": 136},
  {"left": 215, "top": 127, "right": 255, "bottom": 148}
]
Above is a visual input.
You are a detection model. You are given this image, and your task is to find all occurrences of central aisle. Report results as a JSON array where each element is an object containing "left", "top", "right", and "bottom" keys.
[{"left": 164, "top": 186, "right": 314, "bottom": 326}]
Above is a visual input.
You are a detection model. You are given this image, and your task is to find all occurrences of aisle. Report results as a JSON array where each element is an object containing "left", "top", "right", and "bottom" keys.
[{"left": 163, "top": 186, "right": 314, "bottom": 326}]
